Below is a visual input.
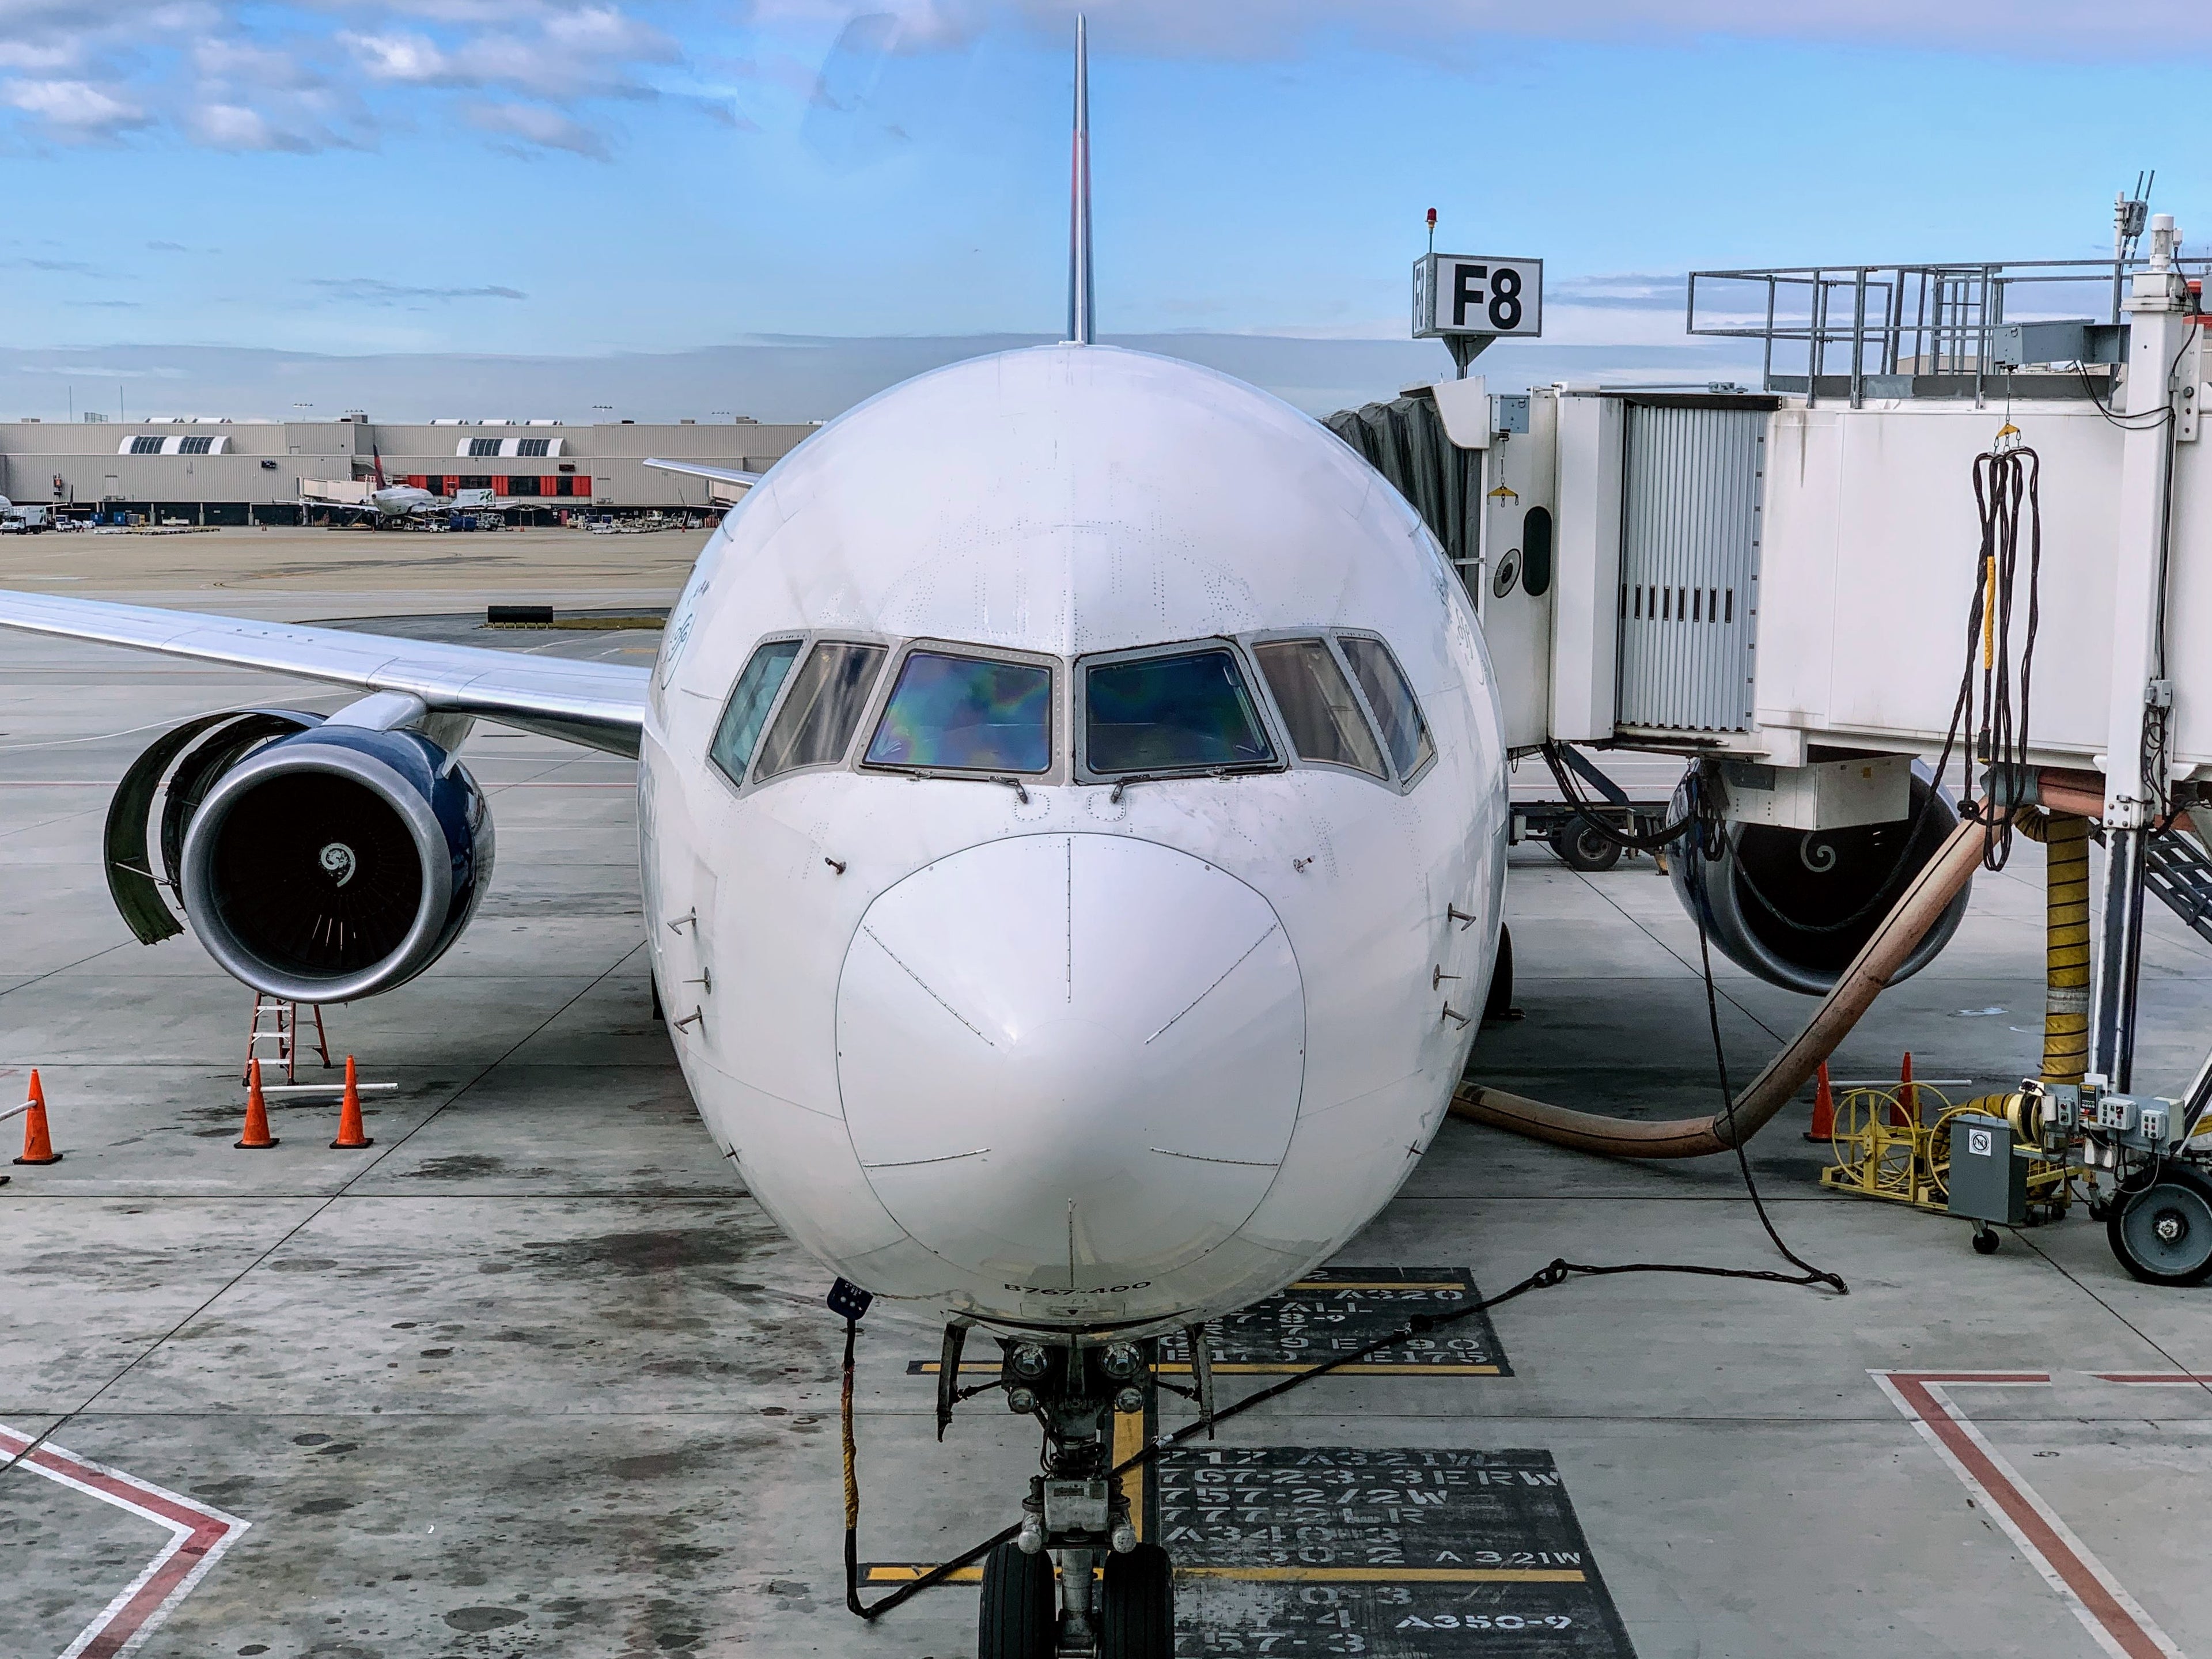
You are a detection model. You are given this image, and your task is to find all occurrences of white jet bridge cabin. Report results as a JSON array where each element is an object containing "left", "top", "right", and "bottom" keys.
[{"left": 1330, "top": 203, "right": 2212, "bottom": 1282}]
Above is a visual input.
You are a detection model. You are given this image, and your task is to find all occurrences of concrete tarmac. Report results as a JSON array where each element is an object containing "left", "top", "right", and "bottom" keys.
[{"left": 3, "top": 528, "right": 2210, "bottom": 1658}]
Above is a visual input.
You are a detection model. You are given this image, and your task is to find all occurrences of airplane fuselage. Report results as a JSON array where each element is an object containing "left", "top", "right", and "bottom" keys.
[{"left": 639, "top": 343, "right": 1507, "bottom": 1339}]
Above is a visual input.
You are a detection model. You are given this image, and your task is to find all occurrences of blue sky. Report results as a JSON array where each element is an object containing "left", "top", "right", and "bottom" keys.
[{"left": 2, "top": 3, "right": 2208, "bottom": 403}]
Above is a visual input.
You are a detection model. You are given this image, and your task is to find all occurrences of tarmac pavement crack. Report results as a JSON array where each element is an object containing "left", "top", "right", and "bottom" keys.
[
  {"left": 0, "top": 940, "right": 131, "bottom": 1003},
  {"left": 0, "top": 937, "right": 653, "bottom": 1490}
]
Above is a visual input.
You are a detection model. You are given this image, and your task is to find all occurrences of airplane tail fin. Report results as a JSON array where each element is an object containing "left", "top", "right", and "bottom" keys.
[
  {"left": 371, "top": 446, "right": 388, "bottom": 489},
  {"left": 1066, "top": 14, "right": 1093, "bottom": 346}
]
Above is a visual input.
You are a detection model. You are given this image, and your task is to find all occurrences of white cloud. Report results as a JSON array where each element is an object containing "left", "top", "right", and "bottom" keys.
[
  {"left": 188, "top": 101, "right": 314, "bottom": 151},
  {"left": 2, "top": 78, "right": 149, "bottom": 133},
  {"left": 341, "top": 6, "right": 675, "bottom": 98},
  {"left": 192, "top": 36, "right": 323, "bottom": 89},
  {"left": 466, "top": 98, "right": 610, "bottom": 156},
  {"left": 0, "top": 2, "right": 691, "bottom": 152},
  {"left": 340, "top": 29, "right": 456, "bottom": 84}
]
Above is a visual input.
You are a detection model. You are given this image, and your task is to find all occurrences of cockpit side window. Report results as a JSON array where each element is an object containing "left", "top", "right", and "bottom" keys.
[
  {"left": 753, "top": 639, "right": 888, "bottom": 781},
  {"left": 1081, "top": 646, "right": 1277, "bottom": 777},
  {"left": 1252, "top": 639, "right": 1387, "bottom": 778},
  {"left": 863, "top": 649, "right": 1053, "bottom": 774},
  {"left": 1338, "top": 634, "right": 1436, "bottom": 781},
  {"left": 709, "top": 638, "right": 802, "bottom": 787}
]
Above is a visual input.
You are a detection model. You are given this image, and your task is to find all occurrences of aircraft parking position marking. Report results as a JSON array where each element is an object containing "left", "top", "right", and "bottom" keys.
[
  {"left": 1871, "top": 1372, "right": 2183, "bottom": 1659},
  {"left": 0, "top": 1423, "right": 249, "bottom": 1659}
]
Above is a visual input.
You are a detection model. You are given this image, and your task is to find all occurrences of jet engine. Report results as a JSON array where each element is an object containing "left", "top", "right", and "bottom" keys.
[
  {"left": 1667, "top": 766, "right": 1969, "bottom": 995},
  {"left": 106, "top": 711, "right": 494, "bottom": 1002}
]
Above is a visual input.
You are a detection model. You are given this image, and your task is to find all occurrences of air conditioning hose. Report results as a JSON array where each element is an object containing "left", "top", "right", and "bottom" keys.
[{"left": 1452, "top": 810, "right": 1991, "bottom": 1158}]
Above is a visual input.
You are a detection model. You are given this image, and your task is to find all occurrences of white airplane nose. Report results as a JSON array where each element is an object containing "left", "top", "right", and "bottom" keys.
[{"left": 836, "top": 832, "right": 1304, "bottom": 1301}]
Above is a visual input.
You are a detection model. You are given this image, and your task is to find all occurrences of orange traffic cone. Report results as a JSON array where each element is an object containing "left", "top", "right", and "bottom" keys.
[
  {"left": 330, "top": 1056, "right": 372, "bottom": 1149},
  {"left": 1804, "top": 1060, "right": 1835, "bottom": 1142},
  {"left": 1892, "top": 1050, "right": 1917, "bottom": 1127},
  {"left": 13, "top": 1069, "right": 61, "bottom": 1165},
  {"left": 237, "top": 1058, "right": 279, "bottom": 1150}
]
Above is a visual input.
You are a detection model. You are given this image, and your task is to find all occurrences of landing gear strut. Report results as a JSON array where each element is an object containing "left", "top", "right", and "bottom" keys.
[{"left": 977, "top": 1336, "right": 1172, "bottom": 1658}]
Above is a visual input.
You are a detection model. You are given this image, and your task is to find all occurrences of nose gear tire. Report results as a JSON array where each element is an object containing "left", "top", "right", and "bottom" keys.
[
  {"left": 2108, "top": 1165, "right": 2212, "bottom": 1286},
  {"left": 1099, "top": 1541, "right": 1173, "bottom": 1659},
  {"left": 978, "top": 1540, "right": 1056, "bottom": 1659}
]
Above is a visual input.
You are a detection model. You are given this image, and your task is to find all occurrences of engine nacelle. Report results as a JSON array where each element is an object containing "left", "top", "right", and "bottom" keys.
[
  {"left": 1668, "top": 766, "right": 1969, "bottom": 995},
  {"left": 175, "top": 724, "right": 494, "bottom": 1002}
]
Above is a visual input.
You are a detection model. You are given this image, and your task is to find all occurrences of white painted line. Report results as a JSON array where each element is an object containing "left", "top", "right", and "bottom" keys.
[
  {"left": 1872, "top": 1372, "right": 2183, "bottom": 1659},
  {"left": 0, "top": 1422, "right": 249, "bottom": 1659}
]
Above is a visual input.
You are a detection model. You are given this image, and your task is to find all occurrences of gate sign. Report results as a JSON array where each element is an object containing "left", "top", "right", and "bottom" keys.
[{"left": 1413, "top": 253, "right": 1543, "bottom": 339}]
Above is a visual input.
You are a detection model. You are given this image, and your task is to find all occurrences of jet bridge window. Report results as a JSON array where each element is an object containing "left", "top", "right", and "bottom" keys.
[
  {"left": 863, "top": 650, "right": 1052, "bottom": 774},
  {"left": 1252, "top": 639, "right": 1386, "bottom": 778},
  {"left": 1338, "top": 634, "right": 1435, "bottom": 781},
  {"left": 753, "top": 640, "right": 887, "bottom": 781},
  {"left": 1082, "top": 646, "right": 1276, "bottom": 777},
  {"left": 709, "top": 638, "right": 802, "bottom": 786}
]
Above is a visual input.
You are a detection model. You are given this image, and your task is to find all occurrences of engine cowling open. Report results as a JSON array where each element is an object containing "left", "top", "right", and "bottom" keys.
[
  {"left": 107, "top": 713, "right": 494, "bottom": 1002},
  {"left": 1668, "top": 766, "right": 1970, "bottom": 995}
]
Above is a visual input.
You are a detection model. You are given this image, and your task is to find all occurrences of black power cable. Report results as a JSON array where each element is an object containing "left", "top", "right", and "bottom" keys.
[
  {"left": 1726, "top": 435, "right": 2041, "bottom": 956},
  {"left": 1965, "top": 444, "right": 2043, "bottom": 872},
  {"left": 1539, "top": 740, "right": 1697, "bottom": 851}
]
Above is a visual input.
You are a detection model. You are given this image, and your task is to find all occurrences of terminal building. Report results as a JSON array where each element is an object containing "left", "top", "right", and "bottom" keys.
[{"left": 0, "top": 414, "right": 819, "bottom": 525}]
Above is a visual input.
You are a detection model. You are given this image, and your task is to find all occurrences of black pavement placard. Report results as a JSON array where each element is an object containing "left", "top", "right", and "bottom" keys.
[
  {"left": 1160, "top": 1446, "right": 1635, "bottom": 1658},
  {"left": 1156, "top": 1266, "right": 1509, "bottom": 1376}
]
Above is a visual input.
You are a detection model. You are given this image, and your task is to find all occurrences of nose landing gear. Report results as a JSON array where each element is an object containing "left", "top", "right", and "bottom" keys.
[{"left": 977, "top": 1338, "right": 1172, "bottom": 1658}]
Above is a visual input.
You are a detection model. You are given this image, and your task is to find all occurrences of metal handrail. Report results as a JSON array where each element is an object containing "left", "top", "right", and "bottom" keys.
[{"left": 1687, "top": 255, "right": 2212, "bottom": 406}]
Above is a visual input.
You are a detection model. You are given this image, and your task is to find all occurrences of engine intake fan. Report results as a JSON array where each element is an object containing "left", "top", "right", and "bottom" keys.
[
  {"left": 107, "top": 713, "right": 493, "bottom": 1002},
  {"left": 1668, "top": 764, "right": 1970, "bottom": 995}
]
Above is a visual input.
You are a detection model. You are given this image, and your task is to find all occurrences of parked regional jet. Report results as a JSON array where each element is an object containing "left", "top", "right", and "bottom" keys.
[
  {"left": 316, "top": 446, "right": 501, "bottom": 525},
  {"left": 0, "top": 22, "right": 1508, "bottom": 1656}
]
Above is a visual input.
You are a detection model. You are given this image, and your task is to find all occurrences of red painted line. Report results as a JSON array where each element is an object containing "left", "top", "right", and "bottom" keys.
[
  {"left": 0, "top": 1423, "right": 249, "bottom": 1658},
  {"left": 1872, "top": 1373, "right": 2181, "bottom": 1659},
  {"left": 2092, "top": 1373, "right": 2212, "bottom": 1386}
]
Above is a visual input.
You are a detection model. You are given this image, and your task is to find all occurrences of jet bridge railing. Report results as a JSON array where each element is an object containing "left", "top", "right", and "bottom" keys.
[{"left": 1686, "top": 256, "right": 2212, "bottom": 407}]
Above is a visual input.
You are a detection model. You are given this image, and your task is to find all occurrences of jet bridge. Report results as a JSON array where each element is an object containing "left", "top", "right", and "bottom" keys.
[{"left": 1344, "top": 213, "right": 2212, "bottom": 1238}]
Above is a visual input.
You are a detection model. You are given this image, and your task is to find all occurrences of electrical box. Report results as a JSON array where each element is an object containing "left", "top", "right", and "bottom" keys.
[
  {"left": 1948, "top": 1112, "right": 2028, "bottom": 1226},
  {"left": 1718, "top": 754, "right": 1911, "bottom": 831}
]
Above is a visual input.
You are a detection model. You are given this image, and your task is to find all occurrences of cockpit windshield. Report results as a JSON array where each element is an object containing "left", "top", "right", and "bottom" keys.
[
  {"left": 1083, "top": 647, "right": 1275, "bottom": 776},
  {"left": 865, "top": 650, "right": 1052, "bottom": 773}
]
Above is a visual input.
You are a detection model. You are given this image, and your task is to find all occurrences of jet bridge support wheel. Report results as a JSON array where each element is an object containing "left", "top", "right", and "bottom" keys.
[
  {"left": 1099, "top": 1541, "right": 1173, "bottom": 1659},
  {"left": 978, "top": 1540, "right": 1056, "bottom": 1659},
  {"left": 2108, "top": 1165, "right": 2212, "bottom": 1286},
  {"left": 1554, "top": 821, "right": 1623, "bottom": 872}
]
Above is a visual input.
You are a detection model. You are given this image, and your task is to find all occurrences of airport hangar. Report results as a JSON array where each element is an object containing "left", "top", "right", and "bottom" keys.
[{"left": 0, "top": 414, "right": 818, "bottom": 526}]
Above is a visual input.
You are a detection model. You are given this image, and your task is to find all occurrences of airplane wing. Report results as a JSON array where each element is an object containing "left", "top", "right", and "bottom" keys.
[
  {"left": 644, "top": 458, "right": 763, "bottom": 489},
  {"left": 0, "top": 589, "right": 649, "bottom": 756}
]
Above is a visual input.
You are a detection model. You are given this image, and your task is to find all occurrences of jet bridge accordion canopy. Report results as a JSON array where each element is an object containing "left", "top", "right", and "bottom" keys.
[{"left": 1323, "top": 395, "right": 1468, "bottom": 568}]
